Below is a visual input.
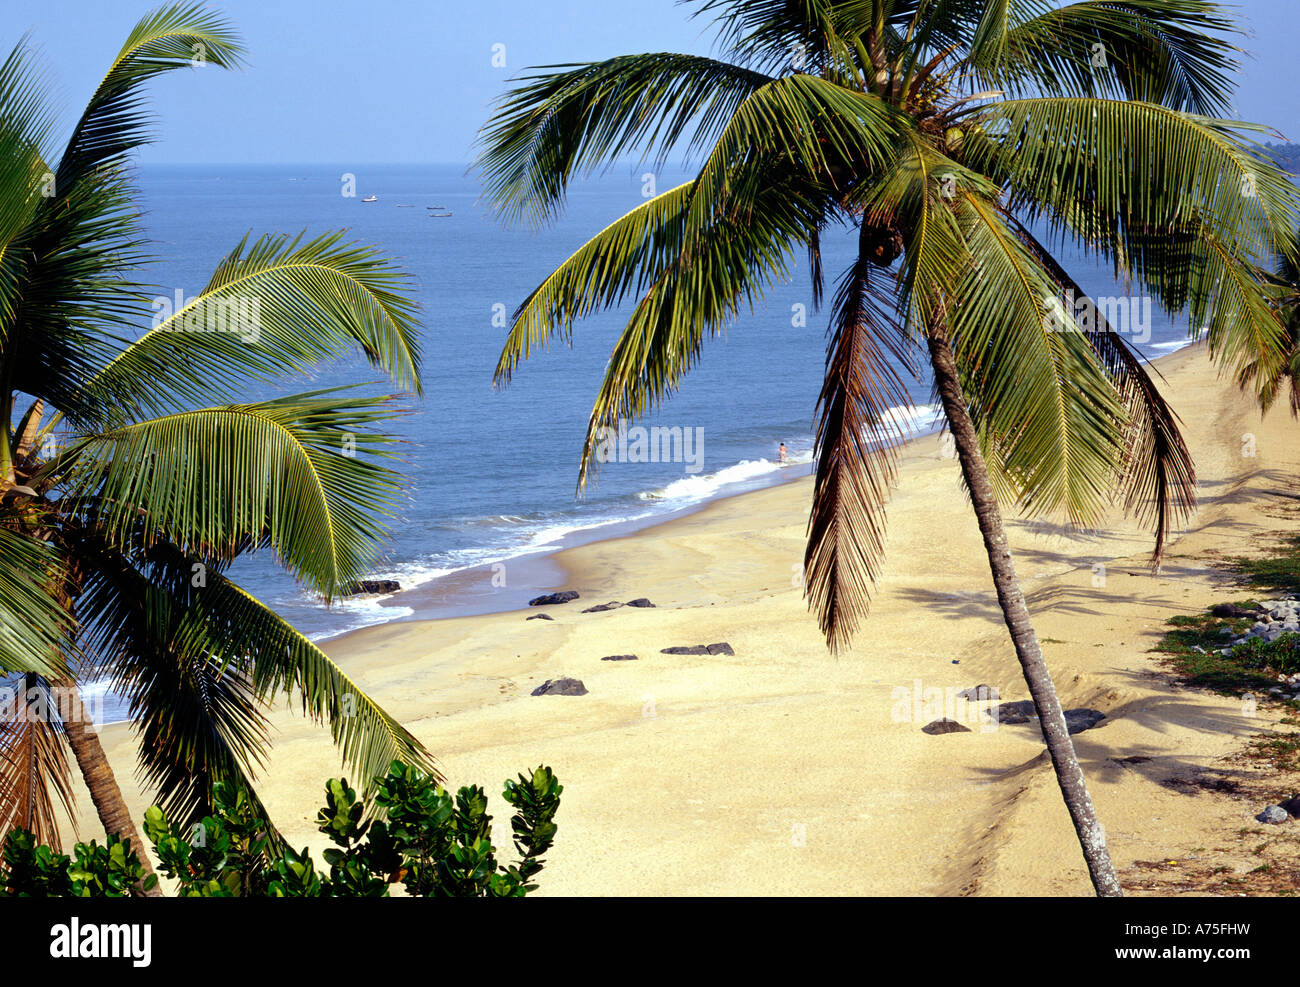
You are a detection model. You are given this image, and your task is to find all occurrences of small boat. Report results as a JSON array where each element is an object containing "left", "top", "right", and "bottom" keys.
[
  {"left": 429, "top": 212, "right": 453, "bottom": 218},
  {"left": 362, "top": 195, "right": 377, "bottom": 203},
  {"left": 396, "top": 203, "right": 413, "bottom": 208},
  {"left": 426, "top": 204, "right": 444, "bottom": 209}
]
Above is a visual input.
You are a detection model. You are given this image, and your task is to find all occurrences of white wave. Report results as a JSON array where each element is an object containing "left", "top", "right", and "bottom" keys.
[
  {"left": 640, "top": 458, "right": 787, "bottom": 503},
  {"left": 871, "top": 402, "right": 944, "bottom": 437},
  {"left": 1147, "top": 339, "right": 1198, "bottom": 353},
  {"left": 308, "top": 603, "right": 416, "bottom": 641},
  {"left": 523, "top": 513, "right": 651, "bottom": 548},
  {"left": 69, "top": 676, "right": 131, "bottom": 727}
]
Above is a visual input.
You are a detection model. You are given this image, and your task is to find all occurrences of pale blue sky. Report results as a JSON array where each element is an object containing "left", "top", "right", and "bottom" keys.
[{"left": 5, "top": 0, "right": 1298, "bottom": 164}]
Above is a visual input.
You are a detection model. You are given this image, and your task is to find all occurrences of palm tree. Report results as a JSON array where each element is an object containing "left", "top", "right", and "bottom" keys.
[
  {"left": 477, "top": 0, "right": 1300, "bottom": 896},
  {"left": 1240, "top": 225, "right": 1300, "bottom": 414},
  {"left": 0, "top": 3, "right": 436, "bottom": 893}
]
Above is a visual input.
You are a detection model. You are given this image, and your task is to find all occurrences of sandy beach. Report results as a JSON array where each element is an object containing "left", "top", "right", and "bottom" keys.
[{"left": 72, "top": 342, "right": 1300, "bottom": 895}]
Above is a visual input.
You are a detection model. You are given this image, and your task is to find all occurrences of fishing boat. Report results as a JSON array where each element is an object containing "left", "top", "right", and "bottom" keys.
[{"left": 362, "top": 194, "right": 377, "bottom": 203}]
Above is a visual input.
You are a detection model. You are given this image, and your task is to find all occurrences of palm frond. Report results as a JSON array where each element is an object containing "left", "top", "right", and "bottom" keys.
[
  {"left": 495, "top": 181, "right": 701, "bottom": 385},
  {"left": 571, "top": 162, "right": 832, "bottom": 490},
  {"left": 73, "top": 535, "right": 435, "bottom": 825},
  {"left": 477, "top": 53, "right": 771, "bottom": 225},
  {"left": 2, "top": 4, "right": 244, "bottom": 428},
  {"left": 86, "top": 231, "right": 422, "bottom": 418},
  {"left": 968, "top": 0, "right": 1240, "bottom": 112},
  {"left": 980, "top": 97, "right": 1298, "bottom": 271},
  {"left": 949, "top": 191, "right": 1127, "bottom": 524},
  {"left": 976, "top": 97, "right": 1300, "bottom": 388},
  {"left": 54, "top": 1, "right": 244, "bottom": 185},
  {"left": 690, "top": 0, "right": 877, "bottom": 77},
  {"left": 0, "top": 528, "right": 71, "bottom": 678},
  {"left": 55, "top": 390, "right": 406, "bottom": 601},
  {"left": 806, "top": 223, "right": 915, "bottom": 652},
  {"left": 0, "top": 38, "right": 58, "bottom": 325},
  {"left": 0, "top": 674, "right": 76, "bottom": 845},
  {"left": 1008, "top": 214, "right": 1196, "bottom": 562}
]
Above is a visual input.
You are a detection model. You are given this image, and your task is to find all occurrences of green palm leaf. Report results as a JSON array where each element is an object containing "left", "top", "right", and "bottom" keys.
[
  {"left": 949, "top": 191, "right": 1127, "bottom": 523},
  {"left": 495, "top": 181, "right": 700, "bottom": 384},
  {"left": 87, "top": 231, "right": 422, "bottom": 418},
  {"left": 478, "top": 53, "right": 772, "bottom": 226},
  {"left": 0, "top": 527, "right": 70, "bottom": 678},
  {"left": 969, "top": 1, "right": 1240, "bottom": 113},
  {"left": 73, "top": 537, "right": 434, "bottom": 827},
  {"left": 55, "top": 390, "right": 406, "bottom": 601},
  {"left": 980, "top": 97, "right": 1297, "bottom": 267},
  {"left": 1, "top": 4, "right": 244, "bottom": 431},
  {"left": 1006, "top": 214, "right": 1196, "bottom": 562},
  {"left": 0, "top": 39, "right": 58, "bottom": 320},
  {"left": 54, "top": 1, "right": 243, "bottom": 185}
]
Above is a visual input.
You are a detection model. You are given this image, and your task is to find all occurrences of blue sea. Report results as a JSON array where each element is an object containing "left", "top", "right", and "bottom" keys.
[{"left": 79, "top": 162, "right": 1203, "bottom": 722}]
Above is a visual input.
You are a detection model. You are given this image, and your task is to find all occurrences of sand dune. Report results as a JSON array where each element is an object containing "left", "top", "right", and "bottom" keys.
[{"left": 74, "top": 342, "right": 1300, "bottom": 895}]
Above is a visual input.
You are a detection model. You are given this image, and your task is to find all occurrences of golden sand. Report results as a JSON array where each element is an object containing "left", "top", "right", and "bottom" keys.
[{"left": 74, "top": 343, "right": 1300, "bottom": 895}]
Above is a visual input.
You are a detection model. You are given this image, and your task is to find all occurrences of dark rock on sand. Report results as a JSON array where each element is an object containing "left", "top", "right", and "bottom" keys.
[
  {"left": 526, "top": 613, "right": 554, "bottom": 621},
  {"left": 582, "top": 601, "right": 624, "bottom": 613},
  {"left": 922, "top": 718, "right": 971, "bottom": 735},
  {"left": 1279, "top": 794, "right": 1300, "bottom": 818},
  {"left": 530, "top": 678, "right": 588, "bottom": 696},
  {"left": 660, "top": 642, "right": 735, "bottom": 656},
  {"left": 601, "top": 654, "right": 639, "bottom": 662},
  {"left": 626, "top": 598, "right": 656, "bottom": 608},
  {"left": 344, "top": 579, "right": 401, "bottom": 595},
  {"left": 1064, "top": 709, "right": 1106, "bottom": 734},
  {"left": 1257, "top": 805, "right": 1290, "bottom": 825},
  {"left": 957, "top": 684, "right": 1000, "bottom": 701},
  {"left": 529, "top": 591, "right": 579, "bottom": 606},
  {"left": 987, "top": 701, "right": 1106, "bottom": 734},
  {"left": 987, "top": 700, "right": 1035, "bottom": 724},
  {"left": 1211, "top": 603, "right": 1262, "bottom": 619}
]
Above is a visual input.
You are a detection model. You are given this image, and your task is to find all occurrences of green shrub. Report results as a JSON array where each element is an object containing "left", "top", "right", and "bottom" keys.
[
  {"left": 0, "top": 829, "right": 153, "bottom": 897},
  {"left": 0, "top": 761, "right": 561, "bottom": 898},
  {"left": 1229, "top": 633, "right": 1300, "bottom": 676}
]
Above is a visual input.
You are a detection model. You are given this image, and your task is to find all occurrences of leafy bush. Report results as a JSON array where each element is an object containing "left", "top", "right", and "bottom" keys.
[
  {"left": 0, "top": 761, "right": 561, "bottom": 897},
  {"left": 1229, "top": 633, "right": 1300, "bottom": 676},
  {"left": 0, "top": 829, "right": 153, "bottom": 897}
]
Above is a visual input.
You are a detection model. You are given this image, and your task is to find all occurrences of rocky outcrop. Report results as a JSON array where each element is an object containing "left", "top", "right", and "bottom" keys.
[
  {"left": 344, "top": 579, "right": 401, "bottom": 595},
  {"left": 660, "top": 642, "right": 734, "bottom": 656},
  {"left": 530, "top": 678, "right": 587, "bottom": 696},
  {"left": 922, "top": 719, "right": 971, "bottom": 735},
  {"left": 528, "top": 591, "right": 579, "bottom": 606},
  {"left": 987, "top": 701, "right": 1106, "bottom": 735}
]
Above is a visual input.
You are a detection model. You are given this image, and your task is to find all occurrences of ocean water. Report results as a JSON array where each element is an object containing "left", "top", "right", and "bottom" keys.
[{"left": 80, "top": 161, "right": 1202, "bottom": 710}]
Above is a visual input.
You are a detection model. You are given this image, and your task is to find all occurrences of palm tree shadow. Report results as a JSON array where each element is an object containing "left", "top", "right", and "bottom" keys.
[
  {"left": 964, "top": 668, "right": 1278, "bottom": 796},
  {"left": 895, "top": 580, "right": 1199, "bottom": 625}
]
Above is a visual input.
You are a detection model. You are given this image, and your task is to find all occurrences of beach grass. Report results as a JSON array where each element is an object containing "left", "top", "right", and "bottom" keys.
[{"left": 1229, "top": 534, "right": 1300, "bottom": 594}]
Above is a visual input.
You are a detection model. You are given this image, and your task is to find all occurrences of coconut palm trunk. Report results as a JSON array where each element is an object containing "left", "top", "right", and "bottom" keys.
[
  {"left": 57, "top": 681, "right": 162, "bottom": 896},
  {"left": 926, "top": 326, "right": 1121, "bottom": 897}
]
